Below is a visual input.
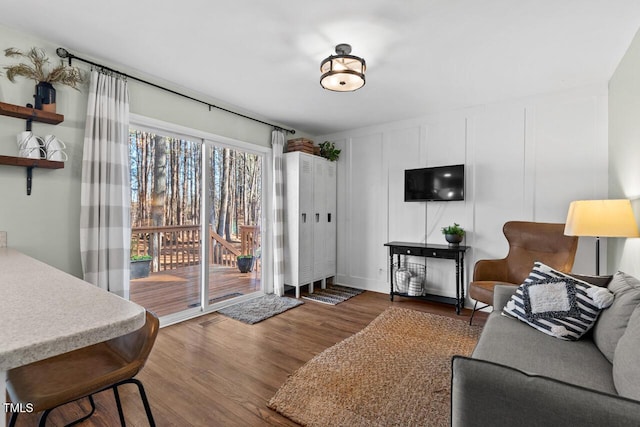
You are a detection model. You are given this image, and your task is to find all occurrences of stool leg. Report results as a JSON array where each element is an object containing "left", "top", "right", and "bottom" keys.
[
  {"left": 113, "top": 385, "right": 127, "bottom": 427},
  {"left": 66, "top": 395, "right": 97, "bottom": 426},
  {"left": 132, "top": 379, "right": 156, "bottom": 427}
]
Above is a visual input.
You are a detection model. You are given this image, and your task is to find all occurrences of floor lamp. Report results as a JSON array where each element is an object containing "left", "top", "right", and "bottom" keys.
[{"left": 564, "top": 199, "right": 639, "bottom": 275}]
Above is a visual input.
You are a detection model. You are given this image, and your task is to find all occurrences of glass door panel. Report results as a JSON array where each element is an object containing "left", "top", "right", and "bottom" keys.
[
  {"left": 205, "top": 144, "right": 262, "bottom": 306},
  {"left": 128, "top": 129, "right": 203, "bottom": 317}
]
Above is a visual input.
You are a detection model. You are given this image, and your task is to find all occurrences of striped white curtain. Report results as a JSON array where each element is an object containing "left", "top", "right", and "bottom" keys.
[
  {"left": 272, "top": 129, "right": 286, "bottom": 296},
  {"left": 80, "top": 70, "right": 131, "bottom": 298}
]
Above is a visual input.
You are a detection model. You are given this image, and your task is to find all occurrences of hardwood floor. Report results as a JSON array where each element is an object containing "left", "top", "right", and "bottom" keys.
[{"left": 10, "top": 291, "right": 487, "bottom": 427}]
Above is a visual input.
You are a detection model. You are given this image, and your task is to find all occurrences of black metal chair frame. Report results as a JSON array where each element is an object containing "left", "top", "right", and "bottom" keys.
[
  {"left": 469, "top": 301, "right": 490, "bottom": 326},
  {"left": 8, "top": 378, "right": 155, "bottom": 427}
]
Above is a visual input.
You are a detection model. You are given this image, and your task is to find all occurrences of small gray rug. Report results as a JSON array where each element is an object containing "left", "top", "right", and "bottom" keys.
[{"left": 218, "top": 294, "right": 304, "bottom": 324}]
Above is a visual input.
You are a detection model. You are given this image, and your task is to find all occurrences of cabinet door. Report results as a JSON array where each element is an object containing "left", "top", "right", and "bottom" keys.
[
  {"left": 312, "top": 157, "right": 327, "bottom": 280},
  {"left": 324, "top": 160, "right": 337, "bottom": 277},
  {"left": 298, "top": 154, "right": 314, "bottom": 284}
]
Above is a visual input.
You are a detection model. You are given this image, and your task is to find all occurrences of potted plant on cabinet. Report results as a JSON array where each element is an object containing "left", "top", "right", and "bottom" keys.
[
  {"left": 441, "top": 223, "right": 465, "bottom": 246},
  {"left": 237, "top": 254, "right": 255, "bottom": 273},
  {"left": 3, "top": 47, "right": 83, "bottom": 113},
  {"left": 319, "top": 141, "right": 341, "bottom": 161},
  {"left": 130, "top": 255, "right": 152, "bottom": 279}
]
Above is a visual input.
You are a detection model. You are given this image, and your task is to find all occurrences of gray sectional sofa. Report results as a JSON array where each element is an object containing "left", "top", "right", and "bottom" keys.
[{"left": 452, "top": 272, "right": 640, "bottom": 427}]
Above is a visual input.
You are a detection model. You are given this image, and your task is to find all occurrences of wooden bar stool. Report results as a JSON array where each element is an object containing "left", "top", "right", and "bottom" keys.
[{"left": 6, "top": 310, "right": 159, "bottom": 426}]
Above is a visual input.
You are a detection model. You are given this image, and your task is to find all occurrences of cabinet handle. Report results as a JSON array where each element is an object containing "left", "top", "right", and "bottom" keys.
[
  {"left": 316, "top": 213, "right": 320, "bottom": 222},
  {"left": 328, "top": 213, "right": 332, "bottom": 222},
  {"left": 302, "top": 213, "right": 306, "bottom": 223}
]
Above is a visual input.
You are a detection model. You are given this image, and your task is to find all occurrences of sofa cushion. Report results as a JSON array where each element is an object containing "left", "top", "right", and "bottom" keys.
[
  {"left": 613, "top": 304, "right": 640, "bottom": 400},
  {"left": 594, "top": 271, "right": 640, "bottom": 362},
  {"left": 503, "top": 262, "right": 613, "bottom": 340},
  {"left": 473, "top": 310, "right": 617, "bottom": 394}
]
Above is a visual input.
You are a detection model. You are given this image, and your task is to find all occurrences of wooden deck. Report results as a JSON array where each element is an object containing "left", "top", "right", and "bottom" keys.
[{"left": 130, "top": 264, "right": 261, "bottom": 317}]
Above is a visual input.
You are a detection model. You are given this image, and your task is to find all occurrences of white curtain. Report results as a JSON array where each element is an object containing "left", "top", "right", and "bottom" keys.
[
  {"left": 79, "top": 70, "right": 131, "bottom": 298},
  {"left": 272, "top": 129, "right": 286, "bottom": 296}
]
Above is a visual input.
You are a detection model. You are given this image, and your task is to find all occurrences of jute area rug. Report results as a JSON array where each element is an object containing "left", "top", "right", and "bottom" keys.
[{"left": 268, "top": 306, "right": 481, "bottom": 426}]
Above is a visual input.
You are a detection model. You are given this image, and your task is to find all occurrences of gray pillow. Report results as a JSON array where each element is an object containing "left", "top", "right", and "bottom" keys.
[
  {"left": 593, "top": 272, "right": 640, "bottom": 362},
  {"left": 613, "top": 304, "right": 640, "bottom": 400}
]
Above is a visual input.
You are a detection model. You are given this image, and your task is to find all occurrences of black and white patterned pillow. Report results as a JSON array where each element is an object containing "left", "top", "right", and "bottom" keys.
[{"left": 503, "top": 262, "right": 614, "bottom": 340}]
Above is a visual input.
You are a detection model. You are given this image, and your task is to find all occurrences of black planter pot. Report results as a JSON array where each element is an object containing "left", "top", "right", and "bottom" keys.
[
  {"left": 130, "top": 259, "right": 152, "bottom": 279},
  {"left": 34, "top": 81, "right": 56, "bottom": 111},
  {"left": 445, "top": 234, "right": 464, "bottom": 246},
  {"left": 237, "top": 256, "right": 255, "bottom": 273}
]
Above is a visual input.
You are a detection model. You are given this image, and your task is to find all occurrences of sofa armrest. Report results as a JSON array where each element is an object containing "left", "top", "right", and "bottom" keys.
[
  {"left": 451, "top": 356, "right": 640, "bottom": 427},
  {"left": 473, "top": 259, "right": 508, "bottom": 282},
  {"left": 493, "top": 285, "right": 518, "bottom": 311},
  {"left": 569, "top": 273, "right": 613, "bottom": 288}
]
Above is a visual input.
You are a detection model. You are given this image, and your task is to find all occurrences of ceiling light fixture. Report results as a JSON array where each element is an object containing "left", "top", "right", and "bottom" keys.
[{"left": 320, "top": 44, "right": 366, "bottom": 92}]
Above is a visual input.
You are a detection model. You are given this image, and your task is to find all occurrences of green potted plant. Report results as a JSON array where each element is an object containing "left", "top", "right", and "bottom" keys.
[
  {"left": 237, "top": 254, "right": 255, "bottom": 273},
  {"left": 3, "top": 47, "right": 83, "bottom": 112},
  {"left": 130, "top": 254, "right": 152, "bottom": 279},
  {"left": 319, "top": 141, "right": 341, "bottom": 162},
  {"left": 441, "top": 223, "right": 465, "bottom": 246}
]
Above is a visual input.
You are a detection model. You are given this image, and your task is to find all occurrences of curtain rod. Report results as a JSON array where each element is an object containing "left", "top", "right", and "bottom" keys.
[{"left": 56, "top": 47, "right": 296, "bottom": 134}]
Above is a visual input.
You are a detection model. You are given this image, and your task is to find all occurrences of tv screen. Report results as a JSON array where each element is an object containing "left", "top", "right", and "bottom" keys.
[{"left": 404, "top": 164, "right": 465, "bottom": 202}]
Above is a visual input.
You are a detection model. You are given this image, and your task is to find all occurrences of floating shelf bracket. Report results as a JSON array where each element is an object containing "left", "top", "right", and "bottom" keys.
[
  {"left": 0, "top": 156, "right": 64, "bottom": 196},
  {"left": 26, "top": 165, "right": 34, "bottom": 195}
]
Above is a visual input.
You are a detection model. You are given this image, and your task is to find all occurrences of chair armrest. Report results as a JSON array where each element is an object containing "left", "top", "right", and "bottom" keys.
[
  {"left": 473, "top": 259, "right": 508, "bottom": 282},
  {"left": 451, "top": 356, "right": 640, "bottom": 427}
]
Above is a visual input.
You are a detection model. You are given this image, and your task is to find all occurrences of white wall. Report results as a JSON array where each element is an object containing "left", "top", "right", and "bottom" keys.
[
  {"left": 609, "top": 28, "right": 640, "bottom": 277},
  {"left": 0, "top": 24, "right": 306, "bottom": 277},
  {"left": 318, "top": 85, "right": 608, "bottom": 306}
]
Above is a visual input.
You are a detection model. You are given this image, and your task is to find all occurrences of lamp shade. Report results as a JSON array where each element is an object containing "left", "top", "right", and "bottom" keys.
[
  {"left": 320, "top": 44, "right": 366, "bottom": 92},
  {"left": 564, "top": 199, "right": 640, "bottom": 237}
]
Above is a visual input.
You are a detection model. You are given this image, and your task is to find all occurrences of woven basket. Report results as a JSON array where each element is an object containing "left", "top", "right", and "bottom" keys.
[{"left": 393, "top": 262, "right": 426, "bottom": 295}]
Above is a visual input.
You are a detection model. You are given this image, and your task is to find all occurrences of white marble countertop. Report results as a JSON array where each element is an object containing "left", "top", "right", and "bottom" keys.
[{"left": 0, "top": 248, "right": 146, "bottom": 370}]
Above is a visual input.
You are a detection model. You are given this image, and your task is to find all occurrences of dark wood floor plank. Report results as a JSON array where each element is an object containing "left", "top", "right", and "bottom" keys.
[{"left": 10, "top": 291, "right": 487, "bottom": 426}]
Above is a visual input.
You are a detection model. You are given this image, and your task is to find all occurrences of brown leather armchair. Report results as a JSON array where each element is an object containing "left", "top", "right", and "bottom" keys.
[{"left": 469, "top": 221, "right": 579, "bottom": 324}]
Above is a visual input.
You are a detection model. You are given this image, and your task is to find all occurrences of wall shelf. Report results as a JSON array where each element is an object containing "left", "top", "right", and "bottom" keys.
[
  {"left": 0, "top": 102, "right": 64, "bottom": 125},
  {"left": 0, "top": 155, "right": 64, "bottom": 196},
  {"left": 0, "top": 102, "right": 65, "bottom": 195}
]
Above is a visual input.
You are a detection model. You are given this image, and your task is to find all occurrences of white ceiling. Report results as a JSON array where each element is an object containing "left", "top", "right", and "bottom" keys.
[{"left": 2, "top": 0, "right": 640, "bottom": 135}]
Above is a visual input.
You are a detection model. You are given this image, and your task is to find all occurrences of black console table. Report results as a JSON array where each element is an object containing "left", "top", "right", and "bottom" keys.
[{"left": 384, "top": 241, "right": 469, "bottom": 314}]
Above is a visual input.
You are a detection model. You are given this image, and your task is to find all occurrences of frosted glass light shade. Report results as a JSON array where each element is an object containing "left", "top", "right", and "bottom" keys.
[
  {"left": 564, "top": 199, "right": 640, "bottom": 237},
  {"left": 320, "top": 44, "right": 366, "bottom": 92}
]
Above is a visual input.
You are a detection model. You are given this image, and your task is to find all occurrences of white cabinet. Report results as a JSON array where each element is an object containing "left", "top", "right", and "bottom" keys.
[{"left": 283, "top": 152, "right": 337, "bottom": 298}]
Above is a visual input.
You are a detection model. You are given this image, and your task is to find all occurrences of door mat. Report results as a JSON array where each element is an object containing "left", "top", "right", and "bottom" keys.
[
  {"left": 302, "top": 285, "right": 364, "bottom": 305},
  {"left": 217, "top": 294, "right": 304, "bottom": 324}
]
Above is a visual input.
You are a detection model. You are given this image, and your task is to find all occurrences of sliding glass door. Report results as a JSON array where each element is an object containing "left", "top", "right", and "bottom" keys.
[{"left": 127, "top": 118, "right": 266, "bottom": 323}]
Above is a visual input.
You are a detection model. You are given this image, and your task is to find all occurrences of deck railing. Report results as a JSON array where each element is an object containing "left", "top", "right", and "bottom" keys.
[{"left": 132, "top": 225, "right": 255, "bottom": 272}]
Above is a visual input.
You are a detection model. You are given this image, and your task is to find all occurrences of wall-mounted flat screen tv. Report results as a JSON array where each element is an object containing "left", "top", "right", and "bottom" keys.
[{"left": 404, "top": 164, "right": 465, "bottom": 202}]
